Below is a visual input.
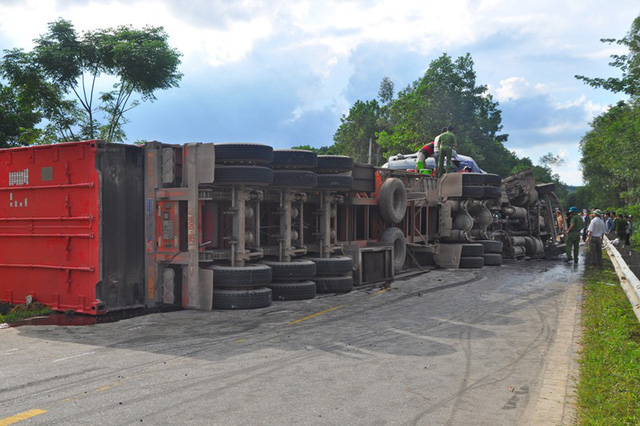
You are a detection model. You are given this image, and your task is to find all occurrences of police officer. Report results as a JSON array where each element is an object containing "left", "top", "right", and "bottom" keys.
[
  {"left": 436, "top": 126, "right": 458, "bottom": 178},
  {"left": 565, "top": 206, "right": 583, "bottom": 264}
]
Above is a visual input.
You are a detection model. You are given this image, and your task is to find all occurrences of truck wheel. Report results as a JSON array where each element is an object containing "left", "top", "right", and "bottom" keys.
[
  {"left": 482, "top": 253, "right": 503, "bottom": 266},
  {"left": 483, "top": 186, "right": 502, "bottom": 199},
  {"left": 483, "top": 174, "right": 502, "bottom": 187},
  {"left": 461, "top": 185, "right": 485, "bottom": 199},
  {"left": 271, "top": 170, "right": 318, "bottom": 189},
  {"left": 316, "top": 175, "right": 353, "bottom": 191},
  {"left": 379, "top": 178, "right": 407, "bottom": 224},
  {"left": 460, "top": 243, "right": 484, "bottom": 256},
  {"left": 270, "top": 149, "right": 318, "bottom": 170},
  {"left": 215, "top": 165, "right": 274, "bottom": 186},
  {"left": 208, "top": 264, "right": 272, "bottom": 289},
  {"left": 316, "top": 155, "right": 354, "bottom": 173},
  {"left": 260, "top": 259, "right": 317, "bottom": 282},
  {"left": 305, "top": 256, "right": 353, "bottom": 276},
  {"left": 313, "top": 275, "right": 353, "bottom": 293},
  {"left": 461, "top": 173, "right": 485, "bottom": 186},
  {"left": 214, "top": 143, "right": 273, "bottom": 165},
  {"left": 475, "top": 240, "right": 503, "bottom": 254},
  {"left": 213, "top": 287, "right": 272, "bottom": 309},
  {"left": 380, "top": 227, "right": 406, "bottom": 273},
  {"left": 269, "top": 281, "right": 316, "bottom": 301},
  {"left": 459, "top": 256, "right": 484, "bottom": 269}
]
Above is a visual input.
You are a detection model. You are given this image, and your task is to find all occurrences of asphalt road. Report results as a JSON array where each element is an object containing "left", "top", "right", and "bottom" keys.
[{"left": 0, "top": 258, "right": 583, "bottom": 425}]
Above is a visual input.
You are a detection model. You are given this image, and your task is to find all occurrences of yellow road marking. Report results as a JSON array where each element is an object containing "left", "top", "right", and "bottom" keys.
[
  {"left": 287, "top": 305, "right": 344, "bottom": 326},
  {"left": 0, "top": 409, "right": 47, "bottom": 426},
  {"left": 370, "top": 288, "right": 391, "bottom": 296}
]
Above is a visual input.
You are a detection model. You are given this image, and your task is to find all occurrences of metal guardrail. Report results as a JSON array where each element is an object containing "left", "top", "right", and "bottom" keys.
[{"left": 603, "top": 236, "right": 640, "bottom": 323}]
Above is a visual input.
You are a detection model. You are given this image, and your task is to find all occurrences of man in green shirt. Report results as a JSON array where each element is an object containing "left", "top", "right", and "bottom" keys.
[
  {"left": 565, "top": 206, "right": 583, "bottom": 264},
  {"left": 436, "top": 126, "right": 458, "bottom": 178},
  {"left": 614, "top": 212, "right": 628, "bottom": 247}
]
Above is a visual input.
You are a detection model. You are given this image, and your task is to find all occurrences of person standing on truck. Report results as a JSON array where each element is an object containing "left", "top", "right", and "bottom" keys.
[
  {"left": 586, "top": 209, "right": 605, "bottom": 267},
  {"left": 415, "top": 141, "right": 435, "bottom": 174},
  {"left": 565, "top": 206, "right": 583, "bottom": 264},
  {"left": 436, "top": 126, "right": 458, "bottom": 178}
]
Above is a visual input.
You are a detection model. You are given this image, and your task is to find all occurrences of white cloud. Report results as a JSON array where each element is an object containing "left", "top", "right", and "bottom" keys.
[{"left": 491, "top": 77, "right": 548, "bottom": 102}]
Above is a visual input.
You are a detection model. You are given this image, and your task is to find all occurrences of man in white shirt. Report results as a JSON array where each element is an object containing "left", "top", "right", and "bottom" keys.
[{"left": 586, "top": 209, "right": 606, "bottom": 267}]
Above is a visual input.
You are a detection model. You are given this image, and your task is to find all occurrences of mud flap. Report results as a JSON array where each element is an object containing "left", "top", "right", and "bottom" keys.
[{"left": 434, "top": 243, "right": 462, "bottom": 269}]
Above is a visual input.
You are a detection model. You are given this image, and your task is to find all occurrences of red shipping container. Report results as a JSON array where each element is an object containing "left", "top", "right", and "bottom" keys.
[{"left": 0, "top": 141, "right": 145, "bottom": 314}]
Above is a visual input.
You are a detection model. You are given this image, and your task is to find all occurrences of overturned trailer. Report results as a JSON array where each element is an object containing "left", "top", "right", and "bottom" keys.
[{"left": 0, "top": 141, "right": 566, "bottom": 315}]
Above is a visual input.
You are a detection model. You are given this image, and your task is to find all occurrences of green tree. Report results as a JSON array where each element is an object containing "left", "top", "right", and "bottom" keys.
[
  {"left": 291, "top": 144, "right": 339, "bottom": 155},
  {"left": 1, "top": 18, "right": 182, "bottom": 144},
  {"left": 333, "top": 99, "right": 385, "bottom": 164},
  {"left": 0, "top": 83, "right": 42, "bottom": 147},
  {"left": 579, "top": 101, "right": 640, "bottom": 206},
  {"left": 575, "top": 15, "right": 640, "bottom": 97}
]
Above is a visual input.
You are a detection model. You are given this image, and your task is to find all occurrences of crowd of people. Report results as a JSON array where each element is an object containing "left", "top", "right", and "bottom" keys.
[{"left": 563, "top": 206, "right": 634, "bottom": 268}]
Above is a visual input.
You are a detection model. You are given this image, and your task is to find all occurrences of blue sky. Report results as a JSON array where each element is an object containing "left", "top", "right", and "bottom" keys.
[{"left": 1, "top": 0, "right": 637, "bottom": 185}]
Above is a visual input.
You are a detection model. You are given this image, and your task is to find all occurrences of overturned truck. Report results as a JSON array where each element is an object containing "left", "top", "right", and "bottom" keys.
[{"left": 0, "top": 141, "right": 566, "bottom": 315}]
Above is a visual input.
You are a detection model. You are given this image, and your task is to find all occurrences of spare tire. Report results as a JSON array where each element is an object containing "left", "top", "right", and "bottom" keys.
[
  {"left": 213, "top": 287, "right": 272, "bottom": 309},
  {"left": 214, "top": 143, "right": 273, "bottom": 165},
  {"left": 380, "top": 227, "right": 406, "bottom": 273},
  {"left": 379, "top": 178, "right": 407, "bottom": 224},
  {"left": 270, "top": 149, "right": 317, "bottom": 170},
  {"left": 215, "top": 165, "right": 273, "bottom": 186}
]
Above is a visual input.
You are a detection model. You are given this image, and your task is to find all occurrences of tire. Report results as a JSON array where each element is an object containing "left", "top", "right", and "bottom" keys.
[
  {"left": 461, "top": 185, "right": 485, "bottom": 199},
  {"left": 208, "top": 264, "right": 272, "bottom": 289},
  {"left": 380, "top": 227, "right": 406, "bottom": 273},
  {"left": 461, "top": 173, "right": 485, "bottom": 186},
  {"left": 313, "top": 275, "right": 354, "bottom": 293},
  {"left": 536, "top": 183, "right": 555, "bottom": 195},
  {"left": 483, "top": 174, "right": 502, "bottom": 187},
  {"left": 460, "top": 243, "right": 484, "bottom": 256},
  {"left": 316, "top": 155, "right": 354, "bottom": 173},
  {"left": 482, "top": 253, "right": 503, "bottom": 266},
  {"left": 214, "top": 143, "right": 273, "bottom": 165},
  {"left": 459, "top": 256, "right": 484, "bottom": 269},
  {"left": 305, "top": 256, "right": 353, "bottom": 276},
  {"left": 269, "top": 280, "right": 316, "bottom": 301},
  {"left": 316, "top": 174, "right": 353, "bottom": 191},
  {"left": 215, "top": 165, "right": 274, "bottom": 186},
  {"left": 475, "top": 239, "right": 503, "bottom": 254},
  {"left": 213, "top": 287, "right": 272, "bottom": 309},
  {"left": 379, "top": 178, "right": 407, "bottom": 224},
  {"left": 270, "top": 149, "right": 317, "bottom": 170},
  {"left": 483, "top": 186, "right": 502, "bottom": 199},
  {"left": 260, "top": 259, "right": 317, "bottom": 282},
  {"left": 271, "top": 170, "right": 318, "bottom": 189}
]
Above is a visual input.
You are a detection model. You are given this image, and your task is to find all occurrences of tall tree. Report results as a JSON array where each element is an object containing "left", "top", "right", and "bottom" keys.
[
  {"left": 1, "top": 18, "right": 182, "bottom": 144},
  {"left": 575, "top": 15, "right": 640, "bottom": 98},
  {"left": 333, "top": 99, "right": 385, "bottom": 164},
  {"left": 0, "top": 83, "right": 42, "bottom": 147}
]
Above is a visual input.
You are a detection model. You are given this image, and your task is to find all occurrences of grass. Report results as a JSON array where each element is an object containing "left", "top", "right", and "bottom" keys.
[
  {"left": 577, "top": 259, "right": 640, "bottom": 424},
  {"left": 0, "top": 302, "right": 53, "bottom": 324}
]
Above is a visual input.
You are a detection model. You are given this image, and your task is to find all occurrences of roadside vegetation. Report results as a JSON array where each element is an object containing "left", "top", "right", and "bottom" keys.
[
  {"left": 577, "top": 260, "right": 640, "bottom": 423},
  {"left": 0, "top": 302, "right": 52, "bottom": 324}
]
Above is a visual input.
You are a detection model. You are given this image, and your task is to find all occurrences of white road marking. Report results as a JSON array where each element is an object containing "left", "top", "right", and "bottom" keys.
[{"left": 53, "top": 352, "right": 95, "bottom": 363}]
